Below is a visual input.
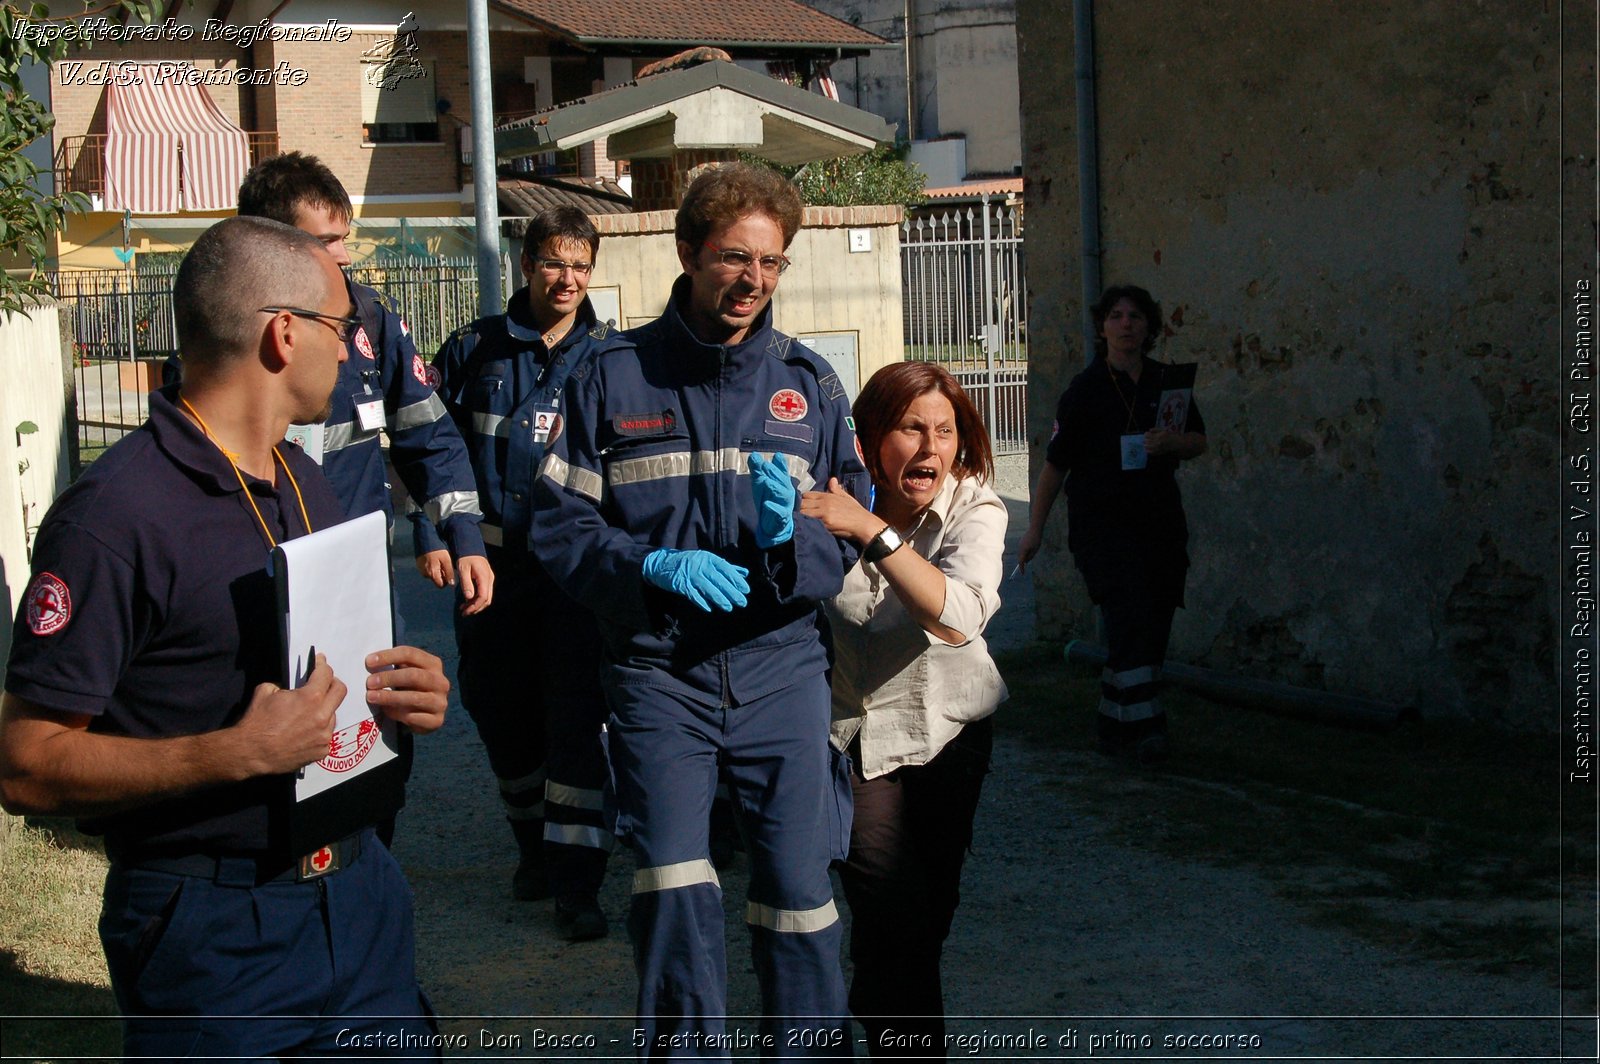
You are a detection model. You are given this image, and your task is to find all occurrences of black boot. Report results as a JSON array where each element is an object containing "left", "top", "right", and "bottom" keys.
[{"left": 509, "top": 818, "right": 549, "bottom": 901}]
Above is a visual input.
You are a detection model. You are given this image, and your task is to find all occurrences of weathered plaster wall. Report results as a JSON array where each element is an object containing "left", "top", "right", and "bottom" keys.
[{"left": 1017, "top": 1, "right": 1587, "bottom": 727}]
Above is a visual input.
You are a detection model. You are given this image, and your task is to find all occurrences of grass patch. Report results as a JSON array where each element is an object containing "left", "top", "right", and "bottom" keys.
[
  {"left": 0, "top": 817, "right": 120, "bottom": 1060},
  {"left": 994, "top": 641, "right": 1585, "bottom": 979}
]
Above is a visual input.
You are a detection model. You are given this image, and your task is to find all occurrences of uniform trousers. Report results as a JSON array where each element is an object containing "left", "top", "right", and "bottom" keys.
[
  {"left": 605, "top": 671, "right": 852, "bottom": 1060},
  {"left": 1097, "top": 595, "right": 1177, "bottom": 746},
  {"left": 838, "top": 718, "right": 992, "bottom": 1061},
  {"left": 454, "top": 544, "right": 612, "bottom": 894},
  {"left": 99, "top": 830, "right": 437, "bottom": 1059}
]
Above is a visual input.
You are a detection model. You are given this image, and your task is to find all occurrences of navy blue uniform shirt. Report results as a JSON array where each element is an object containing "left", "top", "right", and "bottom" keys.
[{"left": 5, "top": 386, "right": 347, "bottom": 857}]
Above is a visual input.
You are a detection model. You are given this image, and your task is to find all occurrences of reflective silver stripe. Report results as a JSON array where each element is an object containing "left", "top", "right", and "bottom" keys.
[
  {"left": 394, "top": 392, "right": 447, "bottom": 431},
  {"left": 746, "top": 898, "right": 839, "bottom": 934},
  {"left": 1103, "top": 665, "right": 1159, "bottom": 688},
  {"left": 498, "top": 767, "right": 547, "bottom": 796},
  {"left": 633, "top": 859, "right": 720, "bottom": 895},
  {"left": 504, "top": 800, "right": 546, "bottom": 820},
  {"left": 544, "top": 822, "right": 616, "bottom": 851},
  {"left": 607, "top": 449, "right": 815, "bottom": 493},
  {"left": 425, "top": 490, "right": 482, "bottom": 523},
  {"left": 472, "top": 411, "right": 509, "bottom": 438},
  {"left": 539, "top": 453, "right": 604, "bottom": 504},
  {"left": 545, "top": 781, "right": 606, "bottom": 812},
  {"left": 1098, "top": 698, "right": 1160, "bottom": 723},
  {"left": 480, "top": 523, "right": 503, "bottom": 547},
  {"left": 323, "top": 421, "right": 377, "bottom": 454}
]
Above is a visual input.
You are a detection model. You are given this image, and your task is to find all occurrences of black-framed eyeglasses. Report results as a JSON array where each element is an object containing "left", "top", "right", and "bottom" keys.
[
  {"left": 703, "top": 242, "right": 791, "bottom": 277},
  {"left": 533, "top": 258, "right": 593, "bottom": 276},
  {"left": 259, "top": 306, "right": 364, "bottom": 342}
]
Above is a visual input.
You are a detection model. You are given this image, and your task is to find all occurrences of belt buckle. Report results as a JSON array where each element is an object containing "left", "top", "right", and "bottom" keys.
[{"left": 297, "top": 842, "right": 342, "bottom": 882}]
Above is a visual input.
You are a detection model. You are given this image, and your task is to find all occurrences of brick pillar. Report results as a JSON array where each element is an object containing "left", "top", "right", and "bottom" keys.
[{"left": 625, "top": 148, "right": 742, "bottom": 211}]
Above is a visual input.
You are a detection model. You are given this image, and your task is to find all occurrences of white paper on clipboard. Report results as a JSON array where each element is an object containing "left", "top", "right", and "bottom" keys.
[{"left": 270, "top": 509, "right": 398, "bottom": 802}]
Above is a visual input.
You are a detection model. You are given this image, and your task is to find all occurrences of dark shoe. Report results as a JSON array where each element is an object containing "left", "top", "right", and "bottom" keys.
[
  {"left": 512, "top": 856, "right": 550, "bottom": 901},
  {"left": 554, "top": 893, "right": 608, "bottom": 942}
]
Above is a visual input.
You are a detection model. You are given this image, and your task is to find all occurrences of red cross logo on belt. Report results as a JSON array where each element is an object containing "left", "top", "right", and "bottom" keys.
[
  {"left": 311, "top": 846, "right": 333, "bottom": 872},
  {"left": 769, "top": 389, "right": 808, "bottom": 422}
]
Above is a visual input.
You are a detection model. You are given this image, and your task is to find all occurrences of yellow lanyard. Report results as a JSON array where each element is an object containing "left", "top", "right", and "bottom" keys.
[
  {"left": 1107, "top": 361, "right": 1140, "bottom": 433},
  {"left": 179, "top": 395, "right": 313, "bottom": 550}
]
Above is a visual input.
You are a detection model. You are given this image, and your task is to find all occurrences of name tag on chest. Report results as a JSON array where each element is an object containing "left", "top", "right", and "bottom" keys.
[{"left": 355, "top": 397, "right": 385, "bottom": 433}]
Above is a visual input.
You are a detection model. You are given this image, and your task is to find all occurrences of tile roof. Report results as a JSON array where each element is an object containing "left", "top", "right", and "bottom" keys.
[
  {"left": 921, "top": 177, "right": 1024, "bottom": 200},
  {"left": 498, "top": 174, "right": 634, "bottom": 219},
  {"left": 490, "top": 0, "right": 886, "bottom": 51}
]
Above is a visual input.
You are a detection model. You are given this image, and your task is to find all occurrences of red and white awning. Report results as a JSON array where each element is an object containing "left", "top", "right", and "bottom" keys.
[{"left": 104, "top": 65, "right": 251, "bottom": 213}]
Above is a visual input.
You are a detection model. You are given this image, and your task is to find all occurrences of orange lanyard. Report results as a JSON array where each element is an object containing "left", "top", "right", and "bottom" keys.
[
  {"left": 1107, "top": 361, "right": 1139, "bottom": 433},
  {"left": 179, "top": 395, "right": 313, "bottom": 550}
]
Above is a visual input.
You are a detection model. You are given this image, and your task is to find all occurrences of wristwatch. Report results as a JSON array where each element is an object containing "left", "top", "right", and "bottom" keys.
[{"left": 863, "top": 525, "right": 904, "bottom": 563}]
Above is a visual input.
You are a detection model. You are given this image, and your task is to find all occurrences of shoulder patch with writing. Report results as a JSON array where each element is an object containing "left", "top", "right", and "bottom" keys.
[
  {"left": 25, "top": 572, "right": 71, "bottom": 636},
  {"left": 353, "top": 327, "right": 375, "bottom": 360}
]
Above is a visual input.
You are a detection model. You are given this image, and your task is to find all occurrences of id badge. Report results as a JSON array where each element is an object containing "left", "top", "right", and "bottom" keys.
[
  {"left": 531, "top": 403, "right": 559, "bottom": 444},
  {"left": 355, "top": 397, "right": 385, "bottom": 432},
  {"left": 285, "top": 422, "right": 325, "bottom": 465},
  {"left": 1120, "top": 433, "right": 1148, "bottom": 471}
]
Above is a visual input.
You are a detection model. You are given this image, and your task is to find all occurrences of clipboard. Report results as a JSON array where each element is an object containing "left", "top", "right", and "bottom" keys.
[
  {"left": 1155, "top": 362, "right": 1198, "bottom": 433},
  {"left": 270, "top": 509, "right": 405, "bottom": 854}
]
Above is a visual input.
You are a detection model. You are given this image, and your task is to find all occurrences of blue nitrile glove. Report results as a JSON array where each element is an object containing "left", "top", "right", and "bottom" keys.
[
  {"left": 748, "top": 452, "right": 797, "bottom": 548},
  {"left": 641, "top": 549, "right": 751, "bottom": 612}
]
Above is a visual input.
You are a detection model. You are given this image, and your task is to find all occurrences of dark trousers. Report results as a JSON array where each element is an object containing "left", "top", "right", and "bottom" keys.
[
  {"left": 99, "top": 832, "right": 437, "bottom": 1059},
  {"left": 1097, "top": 596, "right": 1176, "bottom": 744},
  {"left": 455, "top": 545, "right": 612, "bottom": 895},
  {"left": 839, "top": 717, "right": 993, "bottom": 1061}
]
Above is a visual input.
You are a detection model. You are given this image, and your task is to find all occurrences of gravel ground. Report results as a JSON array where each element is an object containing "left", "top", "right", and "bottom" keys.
[{"left": 389, "top": 456, "right": 1584, "bottom": 1060}]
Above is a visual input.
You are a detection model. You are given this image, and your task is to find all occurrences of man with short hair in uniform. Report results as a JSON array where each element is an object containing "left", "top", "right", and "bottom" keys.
[
  {"left": 231, "top": 151, "right": 493, "bottom": 616},
  {"left": 532, "top": 164, "right": 869, "bottom": 1055},
  {"left": 415, "top": 206, "right": 616, "bottom": 939},
  {"left": 0, "top": 216, "right": 450, "bottom": 1058}
]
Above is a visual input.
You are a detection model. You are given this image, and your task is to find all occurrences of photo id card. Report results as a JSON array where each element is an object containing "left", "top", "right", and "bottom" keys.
[
  {"left": 1120, "top": 433, "right": 1148, "bottom": 471},
  {"left": 355, "top": 397, "right": 385, "bottom": 433},
  {"left": 531, "top": 404, "right": 559, "bottom": 444}
]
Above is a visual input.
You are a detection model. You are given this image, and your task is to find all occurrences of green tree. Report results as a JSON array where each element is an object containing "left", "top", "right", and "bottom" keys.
[
  {"left": 0, "top": 1, "right": 169, "bottom": 315},
  {"left": 744, "top": 142, "right": 927, "bottom": 209}
]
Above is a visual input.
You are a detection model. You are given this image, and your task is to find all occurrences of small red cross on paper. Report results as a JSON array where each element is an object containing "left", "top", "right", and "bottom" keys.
[{"left": 311, "top": 847, "right": 332, "bottom": 871}]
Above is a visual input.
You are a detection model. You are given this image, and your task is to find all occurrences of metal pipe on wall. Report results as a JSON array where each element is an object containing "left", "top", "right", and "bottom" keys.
[{"left": 1073, "top": 0, "right": 1101, "bottom": 365}]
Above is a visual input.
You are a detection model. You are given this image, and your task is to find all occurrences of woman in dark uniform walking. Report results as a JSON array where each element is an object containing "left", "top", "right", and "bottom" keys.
[{"left": 1018, "top": 284, "right": 1207, "bottom": 763}]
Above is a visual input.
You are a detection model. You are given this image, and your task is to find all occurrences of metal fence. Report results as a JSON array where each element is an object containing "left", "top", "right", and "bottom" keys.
[
  {"left": 901, "top": 201, "right": 1028, "bottom": 454},
  {"left": 49, "top": 256, "right": 505, "bottom": 455}
]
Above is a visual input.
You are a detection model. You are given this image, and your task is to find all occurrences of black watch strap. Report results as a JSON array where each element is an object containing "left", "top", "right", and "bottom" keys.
[{"left": 863, "top": 526, "right": 904, "bottom": 563}]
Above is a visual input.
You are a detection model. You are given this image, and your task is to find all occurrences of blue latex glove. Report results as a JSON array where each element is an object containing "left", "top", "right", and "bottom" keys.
[
  {"left": 641, "top": 549, "right": 750, "bottom": 612},
  {"left": 748, "top": 452, "right": 797, "bottom": 548}
]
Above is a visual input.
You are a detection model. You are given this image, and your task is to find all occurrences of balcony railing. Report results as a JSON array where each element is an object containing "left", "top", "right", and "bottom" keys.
[{"left": 53, "top": 132, "right": 280, "bottom": 204}]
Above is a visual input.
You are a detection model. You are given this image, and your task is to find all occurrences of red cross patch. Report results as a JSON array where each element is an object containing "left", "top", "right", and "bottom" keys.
[
  {"left": 353, "top": 326, "right": 375, "bottom": 360},
  {"left": 311, "top": 846, "right": 333, "bottom": 871},
  {"left": 769, "top": 389, "right": 808, "bottom": 422},
  {"left": 854, "top": 437, "right": 866, "bottom": 466},
  {"left": 411, "top": 354, "right": 429, "bottom": 386},
  {"left": 25, "top": 572, "right": 71, "bottom": 636},
  {"left": 423, "top": 363, "right": 442, "bottom": 391}
]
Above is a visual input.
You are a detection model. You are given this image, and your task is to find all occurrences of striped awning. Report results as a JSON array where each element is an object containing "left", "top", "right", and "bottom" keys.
[{"left": 104, "top": 65, "right": 250, "bottom": 213}]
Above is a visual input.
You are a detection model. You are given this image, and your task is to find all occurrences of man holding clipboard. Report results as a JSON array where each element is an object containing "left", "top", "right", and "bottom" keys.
[{"left": 0, "top": 217, "right": 449, "bottom": 1058}]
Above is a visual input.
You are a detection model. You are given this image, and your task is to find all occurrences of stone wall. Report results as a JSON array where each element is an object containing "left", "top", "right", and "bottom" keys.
[{"left": 1016, "top": 0, "right": 1593, "bottom": 728}]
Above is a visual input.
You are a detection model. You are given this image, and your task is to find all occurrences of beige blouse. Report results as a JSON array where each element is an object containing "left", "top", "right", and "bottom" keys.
[{"left": 826, "top": 473, "right": 1009, "bottom": 779}]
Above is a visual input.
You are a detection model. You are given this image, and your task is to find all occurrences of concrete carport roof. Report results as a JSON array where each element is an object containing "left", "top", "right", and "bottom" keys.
[{"left": 495, "top": 60, "right": 895, "bottom": 166}]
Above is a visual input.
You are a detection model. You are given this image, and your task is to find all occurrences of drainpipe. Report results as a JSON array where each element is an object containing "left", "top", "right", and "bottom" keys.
[
  {"left": 1073, "top": 0, "right": 1101, "bottom": 365},
  {"left": 903, "top": 0, "right": 917, "bottom": 141},
  {"left": 1064, "top": 641, "right": 1415, "bottom": 731}
]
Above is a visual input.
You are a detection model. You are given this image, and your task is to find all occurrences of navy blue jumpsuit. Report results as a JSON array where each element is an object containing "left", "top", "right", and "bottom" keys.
[
  {"left": 415, "top": 290, "right": 616, "bottom": 897},
  {"left": 531, "top": 279, "right": 868, "bottom": 1058}
]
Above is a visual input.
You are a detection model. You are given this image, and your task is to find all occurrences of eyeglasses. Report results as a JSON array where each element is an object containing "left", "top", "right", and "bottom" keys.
[
  {"left": 259, "top": 306, "right": 363, "bottom": 342},
  {"left": 703, "top": 242, "right": 791, "bottom": 277},
  {"left": 533, "top": 258, "right": 593, "bottom": 276}
]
